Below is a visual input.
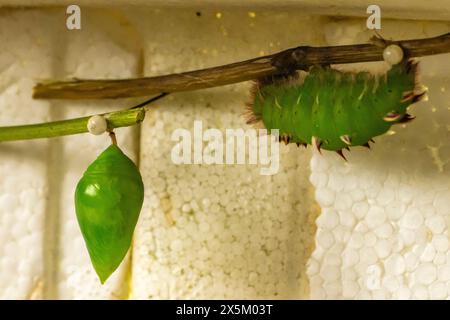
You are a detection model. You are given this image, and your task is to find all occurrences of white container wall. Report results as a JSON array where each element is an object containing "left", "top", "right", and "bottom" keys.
[
  {"left": 0, "top": 3, "right": 448, "bottom": 299},
  {"left": 0, "top": 8, "right": 141, "bottom": 299}
]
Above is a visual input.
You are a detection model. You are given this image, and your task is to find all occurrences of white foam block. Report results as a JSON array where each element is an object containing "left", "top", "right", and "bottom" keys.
[
  {"left": 132, "top": 9, "right": 321, "bottom": 299},
  {"left": 0, "top": 10, "right": 55, "bottom": 300},
  {"left": 308, "top": 20, "right": 450, "bottom": 300},
  {"left": 0, "top": 8, "right": 141, "bottom": 299}
]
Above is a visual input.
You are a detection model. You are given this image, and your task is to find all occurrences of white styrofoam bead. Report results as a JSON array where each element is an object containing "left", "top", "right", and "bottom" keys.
[
  {"left": 316, "top": 188, "right": 335, "bottom": 207},
  {"left": 372, "top": 289, "right": 389, "bottom": 300},
  {"left": 401, "top": 207, "right": 424, "bottom": 229},
  {"left": 360, "top": 247, "right": 378, "bottom": 265},
  {"left": 350, "top": 189, "right": 365, "bottom": 202},
  {"left": 0, "top": 194, "right": 18, "bottom": 213},
  {"left": 399, "top": 229, "right": 416, "bottom": 246},
  {"left": 364, "top": 232, "right": 377, "bottom": 247},
  {"left": 311, "top": 286, "right": 326, "bottom": 299},
  {"left": 333, "top": 225, "right": 351, "bottom": 243},
  {"left": 348, "top": 232, "right": 364, "bottom": 249},
  {"left": 420, "top": 244, "right": 436, "bottom": 262},
  {"left": 335, "top": 194, "right": 353, "bottom": 211},
  {"left": 373, "top": 223, "right": 393, "bottom": 238},
  {"left": 375, "top": 239, "right": 392, "bottom": 259},
  {"left": 181, "top": 203, "right": 191, "bottom": 213},
  {"left": 415, "top": 263, "right": 437, "bottom": 285},
  {"left": 352, "top": 202, "right": 369, "bottom": 219},
  {"left": 355, "top": 221, "right": 369, "bottom": 233},
  {"left": 86, "top": 115, "right": 108, "bottom": 135},
  {"left": 343, "top": 249, "right": 359, "bottom": 267},
  {"left": 339, "top": 210, "right": 356, "bottom": 228},
  {"left": 429, "top": 282, "right": 447, "bottom": 299},
  {"left": 385, "top": 254, "right": 406, "bottom": 275},
  {"left": 342, "top": 280, "right": 359, "bottom": 298},
  {"left": 316, "top": 209, "right": 339, "bottom": 229},
  {"left": 342, "top": 268, "right": 357, "bottom": 281},
  {"left": 437, "top": 265, "right": 450, "bottom": 282},
  {"left": 396, "top": 287, "right": 411, "bottom": 300},
  {"left": 382, "top": 275, "right": 400, "bottom": 292},
  {"left": 306, "top": 259, "right": 319, "bottom": 276},
  {"left": 412, "top": 284, "right": 429, "bottom": 299},
  {"left": 432, "top": 235, "right": 450, "bottom": 252},
  {"left": 365, "top": 206, "right": 386, "bottom": 229},
  {"left": 201, "top": 198, "right": 211, "bottom": 208},
  {"left": 386, "top": 203, "right": 405, "bottom": 221},
  {"left": 320, "top": 265, "right": 340, "bottom": 282},
  {"left": 324, "top": 282, "right": 342, "bottom": 298},
  {"left": 433, "top": 253, "right": 446, "bottom": 265},
  {"left": 317, "top": 230, "right": 335, "bottom": 249},
  {"left": 375, "top": 188, "right": 393, "bottom": 207},
  {"left": 324, "top": 253, "right": 342, "bottom": 266},
  {"left": 425, "top": 215, "right": 446, "bottom": 234}
]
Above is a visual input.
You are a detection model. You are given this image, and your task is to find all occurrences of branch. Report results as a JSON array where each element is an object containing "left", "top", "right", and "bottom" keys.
[
  {"left": 0, "top": 108, "right": 144, "bottom": 142},
  {"left": 3, "top": 33, "right": 449, "bottom": 142},
  {"left": 0, "top": 94, "right": 166, "bottom": 142},
  {"left": 33, "top": 32, "right": 450, "bottom": 100}
]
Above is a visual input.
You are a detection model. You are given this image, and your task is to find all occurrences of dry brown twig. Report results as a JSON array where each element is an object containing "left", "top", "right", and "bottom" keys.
[
  {"left": 33, "top": 32, "right": 450, "bottom": 100},
  {"left": 0, "top": 33, "right": 448, "bottom": 142}
]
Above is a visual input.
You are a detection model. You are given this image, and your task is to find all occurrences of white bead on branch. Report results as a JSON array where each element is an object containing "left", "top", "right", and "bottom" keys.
[
  {"left": 383, "top": 44, "right": 404, "bottom": 65},
  {"left": 87, "top": 115, "right": 108, "bottom": 135}
]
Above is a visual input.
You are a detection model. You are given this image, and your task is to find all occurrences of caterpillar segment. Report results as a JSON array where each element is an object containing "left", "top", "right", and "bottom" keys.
[{"left": 247, "top": 59, "right": 426, "bottom": 159}]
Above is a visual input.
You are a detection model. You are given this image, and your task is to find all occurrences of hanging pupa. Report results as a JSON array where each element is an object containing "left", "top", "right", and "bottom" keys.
[{"left": 75, "top": 140, "right": 144, "bottom": 283}]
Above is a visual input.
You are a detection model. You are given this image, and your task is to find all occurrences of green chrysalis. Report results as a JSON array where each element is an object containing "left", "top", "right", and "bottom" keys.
[
  {"left": 75, "top": 144, "right": 144, "bottom": 283},
  {"left": 248, "top": 59, "right": 425, "bottom": 159}
]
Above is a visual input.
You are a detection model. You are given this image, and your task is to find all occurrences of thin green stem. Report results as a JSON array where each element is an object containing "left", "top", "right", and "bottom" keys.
[
  {"left": 0, "top": 94, "right": 167, "bottom": 142},
  {"left": 0, "top": 108, "right": 146, "bottom": 142}
]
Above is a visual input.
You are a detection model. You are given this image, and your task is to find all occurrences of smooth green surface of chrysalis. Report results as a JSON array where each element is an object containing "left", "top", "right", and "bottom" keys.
[
  {"left": 249, "top": 59, "right": 425, "bottom": 158},
  {"left": 75, "top": 144, "right": 144, "bottom": 283}
]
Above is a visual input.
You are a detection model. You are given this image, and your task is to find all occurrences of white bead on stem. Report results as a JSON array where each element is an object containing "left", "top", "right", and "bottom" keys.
[
  {"left": 383, "top": 44, "right": 404, "bottom": 65},
  {"left": 87, "top": 115, "right": 108, "bottom": 135}
]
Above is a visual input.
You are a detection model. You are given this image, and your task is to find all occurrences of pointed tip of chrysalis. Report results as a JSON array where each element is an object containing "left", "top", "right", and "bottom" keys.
[
  {"left": 98, "top": 272, "right": 110, "bottom": 285},
  {"left": 99, "top": 275, "right": 107, "bottom": 285},
  {"left": 90, "top": 251, "right": 128, "bottom": 285},
  {"left": 90, "top": 256, "right": 120, "bottom": 285},
  {"left": 95, "top": 266, "right": 112, "bottom": 284}
]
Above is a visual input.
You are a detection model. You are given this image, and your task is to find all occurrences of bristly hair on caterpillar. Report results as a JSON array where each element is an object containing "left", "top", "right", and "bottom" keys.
[{"left": 245, "top": 58, "right": 426, "bottom": 160}]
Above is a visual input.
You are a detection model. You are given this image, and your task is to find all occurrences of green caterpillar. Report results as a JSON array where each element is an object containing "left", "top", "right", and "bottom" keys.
[
  {"left": 75, "top": 144, "right": 144, "bottom": 283},
  {"left": 248, "top": 59, "right": 424, "bottom": 159}
]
